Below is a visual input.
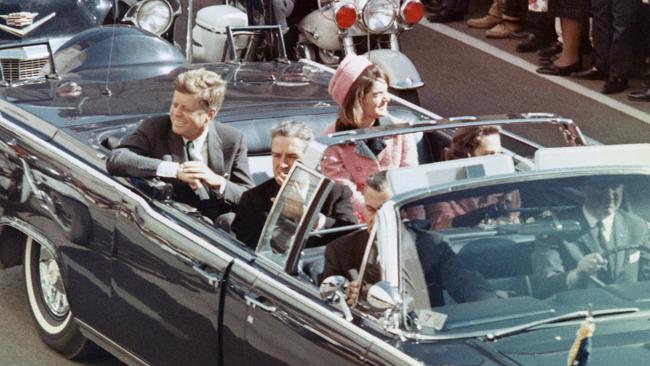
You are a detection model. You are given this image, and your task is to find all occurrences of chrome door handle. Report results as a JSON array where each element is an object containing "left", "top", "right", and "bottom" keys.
[
  {"left": 192, "top": 264, "right": 221, "bottom": 288},
  {"left": 244, "top": 295, "right": 277, "bottom": 313}
]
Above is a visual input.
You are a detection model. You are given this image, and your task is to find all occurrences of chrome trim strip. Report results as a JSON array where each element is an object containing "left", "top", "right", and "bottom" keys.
[
  {"left": 0, "top": 99, "right": 235, "bottom": 265},
  {"left": 76, "top": 319, "right": 150, "bottom": 366},
  {"left": 0, "top": 216, "right": 58, "bottom": 256},
  {"left": 0, "top": 12, "right": 55, "bottom": 38},
  {"left": 236, "top": 258, "right": 422, "bottom": 366}
]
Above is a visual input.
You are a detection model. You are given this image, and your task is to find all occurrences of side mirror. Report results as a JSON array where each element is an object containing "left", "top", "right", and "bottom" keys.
[
  {"left": 367, "top": 281, "right": 401, "bottom": 313},
  {"left": 319, "top": 275, "right": 353, "bottom": 321},
  {"left": 367, "top": 281, "right": 405, "bottom": 339}
]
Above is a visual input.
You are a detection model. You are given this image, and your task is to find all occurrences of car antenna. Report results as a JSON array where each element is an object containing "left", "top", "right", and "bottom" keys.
[{"left": 102, "top": 0, "right": 119, "bottom": 96}]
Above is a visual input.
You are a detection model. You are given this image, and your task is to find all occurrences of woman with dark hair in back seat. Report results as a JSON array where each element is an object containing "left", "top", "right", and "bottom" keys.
[{"left": 428, "top": 125, "right": 521, "bottom": 229}]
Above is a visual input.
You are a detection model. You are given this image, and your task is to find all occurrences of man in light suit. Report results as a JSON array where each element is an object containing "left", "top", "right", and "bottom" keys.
[
  {"left": 532, "top": 183, "right": 650, "bottom": 299},
  {"left": 107, "top": 68, "right": 254, "bottom": 220},
  {"left": 231, "top": 121, "right": 356, "bottom": 250}
]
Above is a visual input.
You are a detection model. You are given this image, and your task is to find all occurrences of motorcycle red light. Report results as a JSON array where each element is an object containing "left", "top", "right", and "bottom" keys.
[
  {"left": 335, "top": 4, "right": 357, "bottom": 30},
  {"left": 401, "top": 0, "right": 424, "bottom": 25}
]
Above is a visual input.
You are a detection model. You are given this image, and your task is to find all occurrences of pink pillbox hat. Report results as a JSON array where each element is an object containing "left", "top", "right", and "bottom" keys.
[{"left": 328, "top": 54, "right": 373, "bottom": 105}]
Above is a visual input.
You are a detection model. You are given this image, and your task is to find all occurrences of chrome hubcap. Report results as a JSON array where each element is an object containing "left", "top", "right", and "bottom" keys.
[{"left": 38, "top": 247, "right": 69, "bottom": 318}]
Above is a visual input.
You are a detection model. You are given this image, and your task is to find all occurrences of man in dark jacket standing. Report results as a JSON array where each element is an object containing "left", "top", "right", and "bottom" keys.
[{"left": 232, "top": 121, "right": 357, "bottom": 249}]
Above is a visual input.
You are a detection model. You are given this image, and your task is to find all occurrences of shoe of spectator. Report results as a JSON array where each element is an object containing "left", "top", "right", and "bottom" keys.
[
  {"left": 571, "top": 67, "right": 608, "bottom": 81},
  {"left": 601, "top": 77, "right": 628, "bottom": 94},
  {"left": 485, "top": 20, "right": 522, "bottom": 39},
  {"left": 510, "top": 30, "right": 530, "bottom": 40},
  {"left": 628, "top": 88, "right": 650, "bottom": 101},
  {"left": 538, "top": 42, "right": 562, "bottom": 58},
  {"left": 427, "top": 8, "right": 465, "bottom": 23},
  {"left": 516, "top": 34, "right": 542, "bottom": 53},
  {"left": 467, "top": 14, "right": 501, "bottom": 29},
  {"left": 536, "top": 61, "right": 582, "bottom": 76}
]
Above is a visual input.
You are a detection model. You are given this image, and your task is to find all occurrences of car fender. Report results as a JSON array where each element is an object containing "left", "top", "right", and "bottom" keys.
[{"left": 54, "top": 25, "right": 187, "bottom": 81}]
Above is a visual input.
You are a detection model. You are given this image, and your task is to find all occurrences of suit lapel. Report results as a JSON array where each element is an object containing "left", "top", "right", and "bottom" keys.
[
  {"left": 208, "top": 122, "right": 225, "bottom": 176},
  {"left": 167, "top": 129, "right": 185, "bottom": 162}
]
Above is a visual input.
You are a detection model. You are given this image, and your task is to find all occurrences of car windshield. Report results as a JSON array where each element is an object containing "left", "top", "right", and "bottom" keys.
[{"left": 396, "top": 172, "right": 650, "bottom": 337}]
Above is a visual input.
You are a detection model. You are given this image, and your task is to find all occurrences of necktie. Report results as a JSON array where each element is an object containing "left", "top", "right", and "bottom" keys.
[
  {"left": 597, "top": 220, "right": 616, "bottom": 278},
  {"left": 596, "top": 221, "right": 608, "bottom": 251},
  {"left": 186, "top": 141, "right": 201, "bottom": 162},
  {"left": 185, "top": 141, "right": 210, "bottom": 200}
]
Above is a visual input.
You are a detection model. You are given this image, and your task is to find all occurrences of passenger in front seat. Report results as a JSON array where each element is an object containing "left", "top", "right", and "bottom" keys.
[
  {"left": 231, "top": 121, "right": 357, "bottom": 250},
  {"left": 322, "top": 170, "right": 496, "bottom": 306}
]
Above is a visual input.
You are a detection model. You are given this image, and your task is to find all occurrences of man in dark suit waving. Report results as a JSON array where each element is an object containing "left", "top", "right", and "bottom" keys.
[
  {"left": 107, "top": 68, "right": 254, "bottom": 220},
  {"left": 532, "top": 183, "right": 650, "bottom": 298},
  {"left": 232, "top": 121, "right": 357, "bottom": 249}
]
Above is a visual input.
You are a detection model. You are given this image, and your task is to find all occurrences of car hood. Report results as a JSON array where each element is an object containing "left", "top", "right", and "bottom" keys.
[
  {"left": 397, "top": 314, "right": 650, "bottom": 366},
  {"left": 398, "top": 283, "right": 650, "bottom": 365},
  {"left": 0, "top": 0, "right": 110, "bottom": 48},
  {"left": 490, "top": 316, "right": 650, "bottom": 365}
]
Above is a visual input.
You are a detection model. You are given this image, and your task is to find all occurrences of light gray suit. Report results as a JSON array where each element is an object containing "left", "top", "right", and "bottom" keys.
[
  {"left": 531, "top": 208, "right": 650, "bottom": 298},
  {"left": 106, "top": 116, "right": 254, "bottom": 218}
]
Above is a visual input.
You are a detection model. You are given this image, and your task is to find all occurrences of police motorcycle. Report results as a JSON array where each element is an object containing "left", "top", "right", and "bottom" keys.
[
  {"left": 187, "top": 1, "right": 425, "bottom": 104},
  {"left": 297, "top": 0, "right": 425, "bottom": 104}
]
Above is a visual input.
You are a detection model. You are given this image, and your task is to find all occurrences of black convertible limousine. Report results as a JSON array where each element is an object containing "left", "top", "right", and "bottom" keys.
[{"left": 2, "top": 20, "right": 650, "bottom": 366}]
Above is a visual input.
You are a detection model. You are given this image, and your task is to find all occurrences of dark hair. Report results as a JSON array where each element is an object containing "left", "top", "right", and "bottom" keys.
[
  {"left": 446, "top": 125, "right": 501, "bottom": 160},
  {"left": 365, "top": 170, "right": 390, "bottom": 193}
]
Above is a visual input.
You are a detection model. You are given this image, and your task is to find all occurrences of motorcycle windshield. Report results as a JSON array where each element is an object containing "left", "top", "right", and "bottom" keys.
[{"left": 0, "top": 0, "right": 111, "bottom": 48}]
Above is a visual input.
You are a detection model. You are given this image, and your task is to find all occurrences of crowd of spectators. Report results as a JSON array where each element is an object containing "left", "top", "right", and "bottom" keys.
[{"left": 425, "top": 0, "right": 650, "bottom": 99}]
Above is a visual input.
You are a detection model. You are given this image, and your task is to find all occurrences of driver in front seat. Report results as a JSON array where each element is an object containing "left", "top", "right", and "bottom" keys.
[{"left": 531, "top": 182, "right": 650, "bottom": 298}]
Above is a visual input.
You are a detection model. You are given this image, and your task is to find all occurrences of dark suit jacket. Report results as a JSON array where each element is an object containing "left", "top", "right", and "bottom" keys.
[
  {"left": 106, "top": 116, "right": 254, "bottom": 218},
  {"left": 322, "top": 221, "right": 495, "bottom": 307},
  {"left": 531, "top": 208, "right": 650, "bottom": 298},
  {"left": 231, "top": 178, "right": 357, "bottom": 249}
]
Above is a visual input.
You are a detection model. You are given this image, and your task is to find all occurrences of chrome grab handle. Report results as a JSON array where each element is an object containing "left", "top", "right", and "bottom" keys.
[
  {"left": 192, "top": 264, "right": 221, "bottom": 288},
  {"left": 245, "top": 295, "right": 277, "bottom": 313}
]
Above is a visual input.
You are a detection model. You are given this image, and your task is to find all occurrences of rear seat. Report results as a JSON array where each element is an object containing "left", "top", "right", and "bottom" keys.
[{"left": 102, "top": 106, "right": 427, "bottom": 185}]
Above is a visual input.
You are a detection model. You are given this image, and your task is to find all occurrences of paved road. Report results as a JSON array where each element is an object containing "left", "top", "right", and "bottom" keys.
[{"left": 0, "top": 267, "right": 122, "bottom": 366}]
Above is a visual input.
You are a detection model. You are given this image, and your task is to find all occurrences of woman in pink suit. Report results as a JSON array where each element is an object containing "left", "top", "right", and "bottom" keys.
[{"left": 320, "top": 55, "right": 419, "bottom": 222}]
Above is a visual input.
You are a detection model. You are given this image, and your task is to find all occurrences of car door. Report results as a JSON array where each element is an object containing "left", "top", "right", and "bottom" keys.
[
  {"left": 111, "top": 195, "right": 234, "bottom": 365},
  {"left": 0, "top": 115, "right": 121, "bottom": 340},
  {"left": 238, "top": 164, "right": 374, "bottom": 365}
]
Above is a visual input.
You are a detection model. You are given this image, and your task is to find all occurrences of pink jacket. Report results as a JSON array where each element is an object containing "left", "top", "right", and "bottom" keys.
[{"left": 320, "top": 122, "right": 419, "bottom": 222}]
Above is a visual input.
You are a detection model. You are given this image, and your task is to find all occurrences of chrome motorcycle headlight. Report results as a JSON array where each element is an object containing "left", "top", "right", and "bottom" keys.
[
  {"left": 362, "top": 0, "right": 398, "bottom": 34},
  {"left": 134, "top": 0, "right": 174, "bottom": 35}
]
